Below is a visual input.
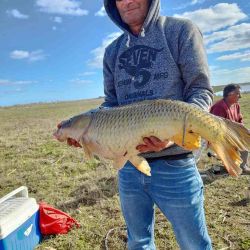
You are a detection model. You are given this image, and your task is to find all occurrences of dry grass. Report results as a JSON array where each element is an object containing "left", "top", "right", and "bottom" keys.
[{"left": 0, "top": 95, "right": 249, "bottom": 250}]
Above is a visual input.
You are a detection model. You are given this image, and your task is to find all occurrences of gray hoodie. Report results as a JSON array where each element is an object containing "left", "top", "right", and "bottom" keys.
[{"left": 102, "top": 0, "right": 213, "bottom": 158}]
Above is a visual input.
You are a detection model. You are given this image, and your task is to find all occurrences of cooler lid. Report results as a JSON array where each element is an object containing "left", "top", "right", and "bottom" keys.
[{"left": 0, "top": 197, "right": 39, "bottom": 239}]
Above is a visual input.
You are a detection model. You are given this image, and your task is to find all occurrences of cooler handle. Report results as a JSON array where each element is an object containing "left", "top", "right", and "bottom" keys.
[{"left": 0, "top": 186, "right": 28, "bottom": 204}]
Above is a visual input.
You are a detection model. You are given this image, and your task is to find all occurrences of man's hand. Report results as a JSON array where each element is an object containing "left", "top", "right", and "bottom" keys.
[
  {"left": 57, "top": 122, "right": 82, "bottom": 148},
  {"left": 136, "top": 136, "right": 173, "bottom": 153}
]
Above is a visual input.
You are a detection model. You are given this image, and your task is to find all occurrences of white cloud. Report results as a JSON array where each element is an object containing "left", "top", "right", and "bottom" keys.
[
  {"left": 205, "top": 23, "right": 250, "bottom": 53},
  {"left": 10, "top": 50, "right": 46, "bottom": 62},
  {"left": 217, "top": 50, "right": 250, "bottom": 62},
  {"left": 10, "top": 50, "right": 29, "bottom": 59},
  {"left": 70, "top": 79, "right": 93, "bottom": 84},
  {"left": 174, "top": 3, "right": 247, "bottom": 33},
  {"left": 6, "top": 9, "right": 29, "bottom": 19},
  {"left": 81, "top": 72, "right": 96, "bottom": 76},
  {"left": 172, "top": 0, "right": 205, "bottom": 10},
  {"left": 204, "top": 23, "right": 250, "bottom": 44},
  {"left": 0, "top": 79, "right": 35, "bottom": 86},
  {"left": 177, "top": 5, "right": 250, "bottom": 54},
  {"left": 36, "top": 0, "right": 88, "bottom": 16},
  {"left": 191, "top": 0, "right": 204, "bottom": 4},
  {"left": 88, "top": 32, "right": 122, "bottom": 68},
  {"left": 54, "top": 16, "right": 62, "bottom": 23},
  {"left": 95, "top": 6, "right": 106, "bottom": 17},
  {"left": 209, "top": 65, "right": 220, "bottom": 71},
  {"left": 211, "top": 67, "right": 250, "bottom": 85}
]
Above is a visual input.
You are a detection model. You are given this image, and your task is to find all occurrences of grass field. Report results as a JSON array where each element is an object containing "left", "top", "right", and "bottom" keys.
[{"left": 0, "top": 95, "right": 249, "bottom": 250}]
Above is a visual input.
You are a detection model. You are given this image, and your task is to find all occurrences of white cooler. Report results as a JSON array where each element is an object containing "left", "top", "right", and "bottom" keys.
[{"left": 0, "top": 186, "right": 41, "bottom": 250}]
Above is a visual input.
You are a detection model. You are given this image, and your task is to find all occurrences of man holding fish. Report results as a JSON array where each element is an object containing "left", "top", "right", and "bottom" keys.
[
  {"left": 100, "top": 0, "right": 214, "bottom": 248},
  {"left": 59, "top": 0, "right": 214, "bottom": 249}
]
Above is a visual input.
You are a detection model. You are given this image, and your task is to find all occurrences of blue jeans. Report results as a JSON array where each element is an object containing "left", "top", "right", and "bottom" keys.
[{"left": 118, "top": 157, "right": 212, "bottom": 250}]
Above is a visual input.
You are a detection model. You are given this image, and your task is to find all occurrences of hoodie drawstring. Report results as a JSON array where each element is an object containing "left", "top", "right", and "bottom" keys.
[
  {"left": 126, "top": 34, "right": 130, "bottom": 47},
  {"left": 141, "top": 28, "right": 145, "bottom": 37},
  {"left": 126, "top": 28, "right": 145, "bottom": 47}
]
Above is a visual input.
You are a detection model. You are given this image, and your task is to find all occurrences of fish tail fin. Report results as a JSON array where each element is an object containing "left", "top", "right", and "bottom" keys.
[
  {"left": 224, "top": 119, "right": 250, "bottom": 151},
  {"left": 210, "top": 120, "right": 250, "bottom": 177}
]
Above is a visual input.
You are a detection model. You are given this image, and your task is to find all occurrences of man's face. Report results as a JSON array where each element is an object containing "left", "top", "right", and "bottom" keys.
[
  {"left": 227, "top": 88, "right": 241, "bottom": 104},
  {"left": 116, "top": 0, "right": 149, "bottom": 28}
]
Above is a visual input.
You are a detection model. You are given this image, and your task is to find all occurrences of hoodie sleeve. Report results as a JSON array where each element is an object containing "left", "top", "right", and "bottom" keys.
[
  {"left": 101, "top": 48, "right": 119, "bottom": 108},
  {"left": 177, "top": 20, "right": 213, "bottom": 111}
]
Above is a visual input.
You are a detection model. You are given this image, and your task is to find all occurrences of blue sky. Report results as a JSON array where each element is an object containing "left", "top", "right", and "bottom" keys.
[{"left": 0, "top": 0, "right": 250, "bottom": 106}]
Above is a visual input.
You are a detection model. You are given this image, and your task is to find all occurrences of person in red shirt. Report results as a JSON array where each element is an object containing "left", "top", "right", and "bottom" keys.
[{"left": 210, "top": 84, "right": 250, "bottom": 174}]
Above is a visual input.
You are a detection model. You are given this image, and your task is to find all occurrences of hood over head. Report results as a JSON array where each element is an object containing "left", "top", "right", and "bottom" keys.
[{"left": 104, "top": 0, "right": 160, "bottom": 35}]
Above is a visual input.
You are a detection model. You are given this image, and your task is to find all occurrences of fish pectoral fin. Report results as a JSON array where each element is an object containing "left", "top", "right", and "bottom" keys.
[
  {"left": 113, "top": 157, "right": 128, "bottom": 170},
  {"left": 129, "top": 156, "right": 151, "bottom": 176},
  {"left": 171, "top": 131, "right": 201, "bottom": 150}
]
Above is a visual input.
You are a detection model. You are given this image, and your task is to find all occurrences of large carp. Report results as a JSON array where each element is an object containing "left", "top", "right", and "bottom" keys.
[{"left": 54, "top": 99, "right": 250, "bottom": 177}]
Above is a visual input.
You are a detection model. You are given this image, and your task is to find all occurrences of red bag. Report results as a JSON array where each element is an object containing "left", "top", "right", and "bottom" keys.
[{"left": 39, "top": 202, "right": 80, "bottom": 235}]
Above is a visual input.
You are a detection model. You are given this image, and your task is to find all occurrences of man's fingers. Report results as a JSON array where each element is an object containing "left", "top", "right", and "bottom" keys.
[
  {"left": 136, "top": 144, "right": 151, "bottom": 153},
  {"left": 143, "top": 137, "right": 151, "bottom": 145},
  {"left": 143, "top": 137, "right": 160, "bottom": 146},
  {"left": 144, "top": 136, "right": 167, "bottom": 148},
  {"left": 149, "top": 136, "right": 167, "bottom": 147},
  {"left": 149, "top": 136, "right": 162, "bottom": 143},
  {"left": 137, "top": 141, "right": 162, "bottom": 152},
  {"left": 137, "top": 136, "right": 173, "bottom": 153}
]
